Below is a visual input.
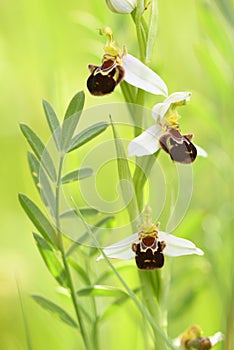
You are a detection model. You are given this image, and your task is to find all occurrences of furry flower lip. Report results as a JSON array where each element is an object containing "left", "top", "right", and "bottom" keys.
[
  {"left": 128, "top": 92, "right": 207, "bottom": 163},
  {"left": 97, "top": 206, "right": 204, "bottom": 269},
  {"left": 87, "top": 27, "right": 168, "bottom": 96}
]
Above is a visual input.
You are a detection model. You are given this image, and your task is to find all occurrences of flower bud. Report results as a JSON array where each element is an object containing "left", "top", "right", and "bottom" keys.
[{"left": 105, "top": 0, "right": 136, "bottom": 14}]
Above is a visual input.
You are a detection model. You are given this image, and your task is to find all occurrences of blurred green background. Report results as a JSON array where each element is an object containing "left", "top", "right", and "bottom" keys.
[{"left": 1, "top": 0, "right": 233, "bottom": 349}]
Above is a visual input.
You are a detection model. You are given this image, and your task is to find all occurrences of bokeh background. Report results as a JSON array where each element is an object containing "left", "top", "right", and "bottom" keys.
[{"left": 1, "top": 0, "right": 233, "bottom": 349}]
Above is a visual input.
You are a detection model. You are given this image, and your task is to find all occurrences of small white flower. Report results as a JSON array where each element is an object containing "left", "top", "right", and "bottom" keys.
[
  {"left": 128, "top": 92, "right": 207, "bottom": 163},
  {"left": 97, "top": 230, "right": 203, "bottom": 261},
  {"left": 105, "top": 0, "right": 137, "bottom": 14}
]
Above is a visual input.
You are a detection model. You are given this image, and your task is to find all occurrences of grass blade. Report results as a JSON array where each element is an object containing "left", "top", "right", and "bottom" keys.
[
  {"left": 110, "top": 117, "right": 139, "bottom": 225},
  {"left": 60, "top": 207, "right": 99, "bottom": 218},
  {"left": 76, "top": 285, "right": 128, "bottom": 298}
]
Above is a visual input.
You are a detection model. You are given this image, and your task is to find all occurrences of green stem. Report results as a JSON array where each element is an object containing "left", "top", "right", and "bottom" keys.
[{"left": 55, "top": 154, "right": 91, "bottom": 350}]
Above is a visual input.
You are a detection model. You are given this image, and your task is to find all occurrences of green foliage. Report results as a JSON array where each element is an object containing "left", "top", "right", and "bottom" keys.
[
  {"left": 31, "top": 295, "right": 78, "bottom": 329},
  {"left": 61, "top": 91, "right": 85, "bottom": 151},
  {"left": 33, "top": 233, "right": 67, "bottom": 287},
  {"left": 76, "top": 285, "right": 129, "bottom": 298},
  {"left": 18, "top": 193, "right": 58, "bottom": 247},
  {"left": 67, "top": 122, "right": 109, "bottom": 153},
  {"left": 20, "top": 123, "right": 57, "bottom": 182},
  {"left": 61, "top": 167, "right": 93, "bottom": 184}
]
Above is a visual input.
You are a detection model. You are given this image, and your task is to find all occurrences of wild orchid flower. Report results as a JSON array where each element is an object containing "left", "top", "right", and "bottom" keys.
[
  {"left": 128, "top": 92, "right": 207, "bottom": 163},
  {"left": 87, "top": 27, "right": 168, "bottom": 97},
  {"left": 174, "top": 325, "right": 224, "bottom": 349},
  {"left": 97, "top": 206, "right": 203, "bottom": 270}
]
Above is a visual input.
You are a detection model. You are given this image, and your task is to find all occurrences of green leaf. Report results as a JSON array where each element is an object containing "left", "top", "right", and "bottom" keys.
[
  {"left": 61, "top": 91, "right": 85, "bottom": 151},
  {"left": 28, "top": 152, "right": 56, "bottom": 217},
  {"left": 68, "top": 258, "right": 91, "bottom": 285},
  {"left": 32, "top": 295, "right": 78, "bottom": 329},
  {"left": 60, "top": 207, "right": 99, "bottom": 219},
  {"left": 67, "top": 122, "right": 109, "bottom": 153},
  {"left": 61, "top": 168, "right": 93, "bottom": 184},
  {"left": 19, "top": 194, "right": 58, "bottom": 247},
  {"left": 110, "top": 118, "right": 139, "bottom": 224},
  {"left": 42, "top": 100, "right": 61, "bottom": 150},
  {"left": 64, "top": 91, "right": 85, "bottom": 120},
  {"left": 20, "top": 123, "right": 56, "bottom": 182},
  {"left": 66, "top": 215, "right": 114, "bottom": 256},
  {"left": 33, "top": 233, "right": 67, "bottom": 286},
  {"left": 76, "top": 285, "right": 128, "bottom": 298}
]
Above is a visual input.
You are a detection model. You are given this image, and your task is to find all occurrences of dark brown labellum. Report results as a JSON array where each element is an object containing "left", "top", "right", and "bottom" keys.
[
  {"left": 159, "top": 128, "right": 197, "bottom": 164},
  {"left": 132, "top": 239, "right": 166, "bottom": 270},
  {"left": 87, "top": 59, "right": 125, "bottom": 96}
]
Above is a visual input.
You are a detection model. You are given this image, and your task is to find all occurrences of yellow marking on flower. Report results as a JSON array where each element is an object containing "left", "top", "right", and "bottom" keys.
[
  {"left": 99, "top": 27, "right": 124, "bottom": 59},
  {"left": 138, "top": 205, "right": 160, "bottom": 238},
  {"left": 37, "top": 183, "right": 43, "bottom": 189},
  {"left": 32, "top": 171, "right": 38, "bottom": 178},
  {"left": 164, "top": 110, "right": 180, "bottom": 130}
]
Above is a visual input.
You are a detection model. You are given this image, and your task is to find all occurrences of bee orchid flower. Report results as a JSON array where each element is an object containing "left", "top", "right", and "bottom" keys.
[
  {"left": 87, "top": 27, "right": 168, "bottom": 97},
  {"left": 97, "top": 206, "right": 203, "bottom": 270},
  {"left": 128, "top": 92, "right": 207, "bottom": 163}
]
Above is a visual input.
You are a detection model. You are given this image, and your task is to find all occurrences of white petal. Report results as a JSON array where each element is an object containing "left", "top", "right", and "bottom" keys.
[
  {"left": 209, "top": 332, "right": 224, "bottom": 347},
  {"left": 195, "top": 144, "right": 208, "bottom": 157},
  {"left": 96, "top": 233, "right": 138, "bottom": 261},
  {"left": 105, "top": 0, "right": 136, "bottom": 13},
  {"left": 152, "top": 91, "right": 191, "bottom": 120},
  {"left": 152, "top": 102, "right": 171, "bottom": 121},
  {"left": 122, "top": 54, "right": 168, "bottom": 96},
  {"left": 164, "top": 91, "right": 191, "bottom": 104},
  {"left": 158, "top": 231, "right": 204, "bottom": 257},
  {"left": 128, "top": 125, "right": 162, "bottom": 157}
]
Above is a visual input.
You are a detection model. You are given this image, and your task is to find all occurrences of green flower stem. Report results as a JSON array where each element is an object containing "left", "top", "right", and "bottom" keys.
[
  {"left": 74, "top": 206, "right": 176, "bottom": 350},
  {"left": 84, "top": 258, "right": 100, "bottom": 350},
  {"left": 139, "top": 270, "right": 168, "bottom": 350},
  {"left": 55, "top": 154, "right": 91, "bottom": 350}
]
